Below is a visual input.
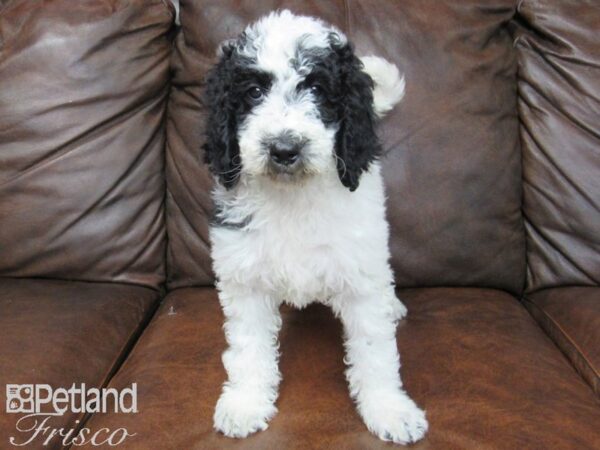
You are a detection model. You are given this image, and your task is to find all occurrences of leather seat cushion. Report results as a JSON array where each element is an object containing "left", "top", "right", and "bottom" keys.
[
  {"left": 0, "top": 0, "right": 174, "bottom": 288},
  {"left": 84, "top": 287, "right": 600, "bottom": 449},
  {"left": 0, "top": 278, "right": 160, "bottom": 446},
  {"left": 514, "top": 0, "right": 600, "bottom": 291},
  {"left": 165, "top": 0, "right": 526, "bottom": 294}
]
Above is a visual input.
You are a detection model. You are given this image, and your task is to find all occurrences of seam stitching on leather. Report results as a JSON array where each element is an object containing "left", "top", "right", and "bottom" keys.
[
  {"left": 524, "top": 297, "right": 600, "bottom": 386},
  {"left": 64, "top": 293, "right": 164, "bottom": 449}
]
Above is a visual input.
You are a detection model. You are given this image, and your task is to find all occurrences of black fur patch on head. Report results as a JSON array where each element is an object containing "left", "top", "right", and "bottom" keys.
[
  {"left": 204, "top": 31, "right": 379, "bottom": 191},
  {"left": 331, "top": 43, "right": 380, "bottom": 191},
  {"left": 297, "top": 40, "right": 381, "bottom": 191},
  {"left": 203, "top": 40, "right": 272, "bottom": 188}
]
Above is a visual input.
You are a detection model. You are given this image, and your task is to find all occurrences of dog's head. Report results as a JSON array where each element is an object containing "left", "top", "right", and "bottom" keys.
[{"left": 203, "top": 10, "right": 404, "bottom": 191}]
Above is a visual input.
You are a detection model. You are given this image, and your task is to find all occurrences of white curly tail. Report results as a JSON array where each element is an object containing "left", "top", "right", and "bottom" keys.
[{"left": 360, "top": 56, "right": 406, "bottom": 118}]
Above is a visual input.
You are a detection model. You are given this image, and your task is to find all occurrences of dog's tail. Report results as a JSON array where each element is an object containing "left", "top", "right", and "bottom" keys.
[{"left": 360, "top": 56, "right": 405, "bottom": 118}]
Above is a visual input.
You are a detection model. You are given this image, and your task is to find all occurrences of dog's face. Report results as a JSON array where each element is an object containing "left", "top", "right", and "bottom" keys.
[{"left": 203, "top": 10, "right": 381, "bottom": 191}]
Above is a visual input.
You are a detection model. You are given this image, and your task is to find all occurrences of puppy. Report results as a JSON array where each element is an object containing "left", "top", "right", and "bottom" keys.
[{"left": 202, "top": 10, "right": 427, "bottom": 445}]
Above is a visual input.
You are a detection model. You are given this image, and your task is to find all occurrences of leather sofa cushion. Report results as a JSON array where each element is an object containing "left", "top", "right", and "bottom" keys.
[
  {"left": 524, "top": 287, "right": 600, "bottom": 396},
  {"left": 0, "top": 0, "right": 174, "bottom": 289},
  {"left": 514, "top": 0, "right": 600, "bottom": 292},
  {"left": 0, "top": 278, "right": 160, "bottom": 448},
  {"left": 84, "top": 287, "right": 600, "bottom": 449},
  {"left": 165, "top": 0, "right": 526, "bottom": 294}
]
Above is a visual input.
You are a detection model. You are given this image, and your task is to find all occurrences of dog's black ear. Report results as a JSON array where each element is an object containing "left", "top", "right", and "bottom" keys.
[
  {"left": 203, "top": 43, "right": 241, "bottom": 189},
  {"left": 334, "top": 44, "right": 381, "bottom": 192}
]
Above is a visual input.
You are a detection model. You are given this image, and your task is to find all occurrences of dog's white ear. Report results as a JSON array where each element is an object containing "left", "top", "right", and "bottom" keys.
[{"left": 360, "top": 56, "right": 405, "bottom": 118}]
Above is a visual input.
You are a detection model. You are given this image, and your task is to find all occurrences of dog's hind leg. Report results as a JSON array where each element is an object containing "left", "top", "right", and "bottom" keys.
[
  {"left": 213, "top": 285, "right": 282, "bottom": 438},
  {"left": 332, "top": 286, "right": 428, "bottom": 445}
]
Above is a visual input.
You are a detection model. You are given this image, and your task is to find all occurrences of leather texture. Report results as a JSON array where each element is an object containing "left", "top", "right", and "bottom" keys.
[
  {"left": 0, "top": 278, "right": 160, "bottom": 449},
  {"left": 84, "top": 287, "right": 600, "bottom": 449},
  {"left": 165, "top": 0, "right": 526, "bottom": 294},
  {"left": 0, "top": 0, "right": 174, "bottom": 289},
  {"left": 524, "top": 287, "right": 600, "bottom": 397},
  {"left": 514, "top": 0, "right": 600, "bottom": 293}
]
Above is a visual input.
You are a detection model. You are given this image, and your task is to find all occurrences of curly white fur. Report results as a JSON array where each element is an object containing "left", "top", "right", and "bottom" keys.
[
  {"left": 208, "top": 10, "right": 428, "bottom": 445},
  {"left": 360, "top": 55, "right": 406, "bottom": 117}
]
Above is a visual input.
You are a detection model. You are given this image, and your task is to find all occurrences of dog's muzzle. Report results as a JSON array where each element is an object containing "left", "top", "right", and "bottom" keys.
[{"left": 265, "top": 132, "right": 306, "bottom": 174}]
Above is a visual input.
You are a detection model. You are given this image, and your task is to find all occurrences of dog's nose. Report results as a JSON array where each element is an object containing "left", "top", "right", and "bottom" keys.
[{"left": 269, "top": 137, "right": 303, "bottom": 166}]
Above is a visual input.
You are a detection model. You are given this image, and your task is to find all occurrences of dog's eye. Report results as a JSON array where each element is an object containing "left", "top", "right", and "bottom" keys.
[
  {"left": 310, "top": 84, "right": 323, "bottom": 96},
  {"left": 246, "top": 86, "right": 264, "bottom": 101}
]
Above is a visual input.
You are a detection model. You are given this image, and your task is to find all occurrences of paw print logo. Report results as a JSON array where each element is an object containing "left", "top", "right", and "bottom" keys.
[{"left": 6, "top": 385, "right": 34, "bottom": 413}]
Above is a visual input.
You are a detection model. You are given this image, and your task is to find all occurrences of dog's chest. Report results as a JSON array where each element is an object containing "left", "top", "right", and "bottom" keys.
[
  {"left": 210, "top": 168, "right": 389, "bottom": 305},
  {"left": 232, "top": 209, "right": 353, "bottom": 304},
  {"left": 212, "top": 201, "right": 365, "bottom": 304}
]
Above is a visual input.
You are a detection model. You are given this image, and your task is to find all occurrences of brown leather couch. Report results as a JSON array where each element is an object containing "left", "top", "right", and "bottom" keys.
[{"left": 1, "top": 1, "right": 599, "bottom": 449}]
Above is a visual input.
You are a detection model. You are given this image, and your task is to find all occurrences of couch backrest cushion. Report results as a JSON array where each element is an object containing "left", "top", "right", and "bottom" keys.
[
  {"left": 514, "top": 0, "right": 600, "bottom": 293},
  {"left": 166, "top": 0, "right": 525, "bottom": 294},
  {"left": 0, "top": 0, "right": 174, "bottom": 289}
]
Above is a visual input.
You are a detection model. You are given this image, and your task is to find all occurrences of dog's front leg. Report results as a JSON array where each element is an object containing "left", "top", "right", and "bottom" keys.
[
  {"left": 213, "top": 285, "right": 282, "bottom": 438},
  {"left": 333, "top": 288, "right": 428, "bottom": 445}
]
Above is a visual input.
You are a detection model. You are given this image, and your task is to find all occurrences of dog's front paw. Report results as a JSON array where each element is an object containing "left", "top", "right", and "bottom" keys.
[
  {"left": 359, "top": 391, "right": 428, "bottom": 445},
  {"left": 214, "top": 386, "right": 277, "bottom": 438}
]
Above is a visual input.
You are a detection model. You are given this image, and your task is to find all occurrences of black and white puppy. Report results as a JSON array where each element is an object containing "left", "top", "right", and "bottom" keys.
[{"left": 203, "top": 10, "right": 427, "bottom": 445}]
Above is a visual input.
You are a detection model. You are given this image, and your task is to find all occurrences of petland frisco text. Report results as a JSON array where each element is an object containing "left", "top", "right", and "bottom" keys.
[{"left": 6, "top": 383, "right": 137, "bottom": 447}]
